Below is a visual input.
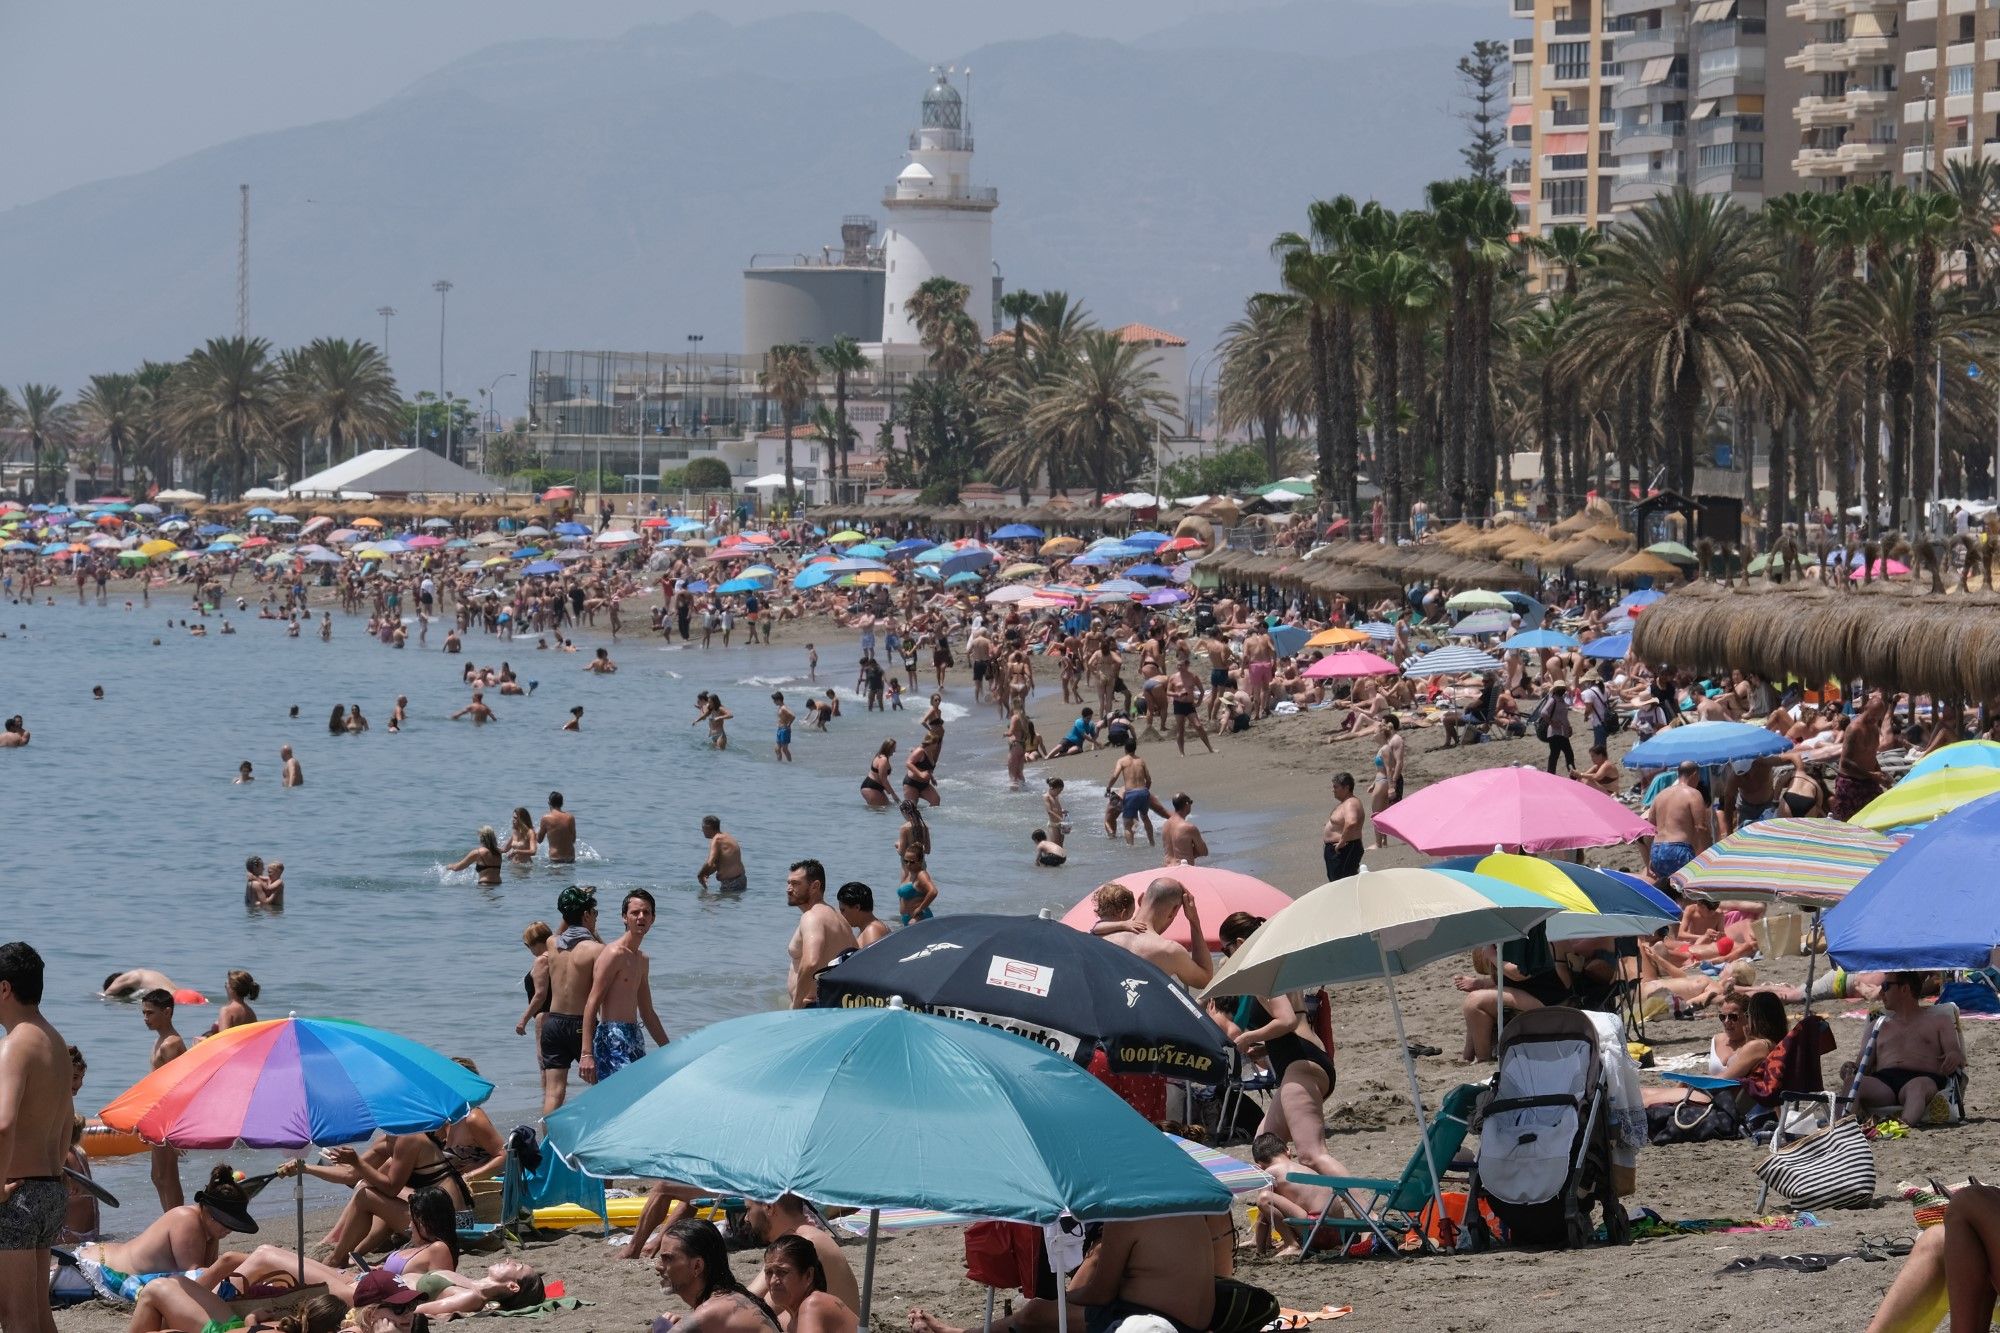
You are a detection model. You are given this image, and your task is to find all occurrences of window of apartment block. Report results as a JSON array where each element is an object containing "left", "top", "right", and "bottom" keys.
[
  {"left": 1950, "top": 66, "right": 1974, "bottom": 96},
  {"left": 1596, "top": 175, "right": 1612, "bottom": 214},
  {"left": 1551, "top": 41, "right": 1589, "bottom": 79},
  {"left": 1542, "top": 177, "right": 1588, "bottom": 215}
]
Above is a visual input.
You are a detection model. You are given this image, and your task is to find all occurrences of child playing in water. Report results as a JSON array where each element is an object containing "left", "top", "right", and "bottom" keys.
[{"left": 1044, "top": 778, "right": 1069, "bottom": 847}]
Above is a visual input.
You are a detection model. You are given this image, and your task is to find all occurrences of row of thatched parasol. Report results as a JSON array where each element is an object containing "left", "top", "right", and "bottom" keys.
[{"left": 186, "top": 496, "right": 549, "bottom": 521}]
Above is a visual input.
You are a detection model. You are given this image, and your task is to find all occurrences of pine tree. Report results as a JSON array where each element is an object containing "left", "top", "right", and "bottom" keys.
[{"left": 1456, "top": 40, "right": 1512, "bottom": 185}]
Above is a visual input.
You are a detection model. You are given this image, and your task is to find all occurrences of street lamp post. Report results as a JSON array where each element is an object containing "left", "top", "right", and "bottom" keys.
[
  {"left": 481, "top": 372, "right": 516, "bottom": 477},
  {"left": 377, "top": 306, "right": 396, "bottom": 363},
  {"left": 686, "top": 334, "right": 704, "bottom": 437},
  {"left": 433, "top": 280, "right": 454, "bottom": 461}
]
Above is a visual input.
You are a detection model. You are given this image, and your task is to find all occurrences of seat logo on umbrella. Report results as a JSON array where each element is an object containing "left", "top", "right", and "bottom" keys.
[{"left": 987, "top": 956, "right": 1054, "bottom": 996}]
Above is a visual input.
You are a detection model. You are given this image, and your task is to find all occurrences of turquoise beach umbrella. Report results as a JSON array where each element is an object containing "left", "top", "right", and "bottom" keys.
[{"left": 1906, "top": 740, "right": 2000, "bottom": 781}]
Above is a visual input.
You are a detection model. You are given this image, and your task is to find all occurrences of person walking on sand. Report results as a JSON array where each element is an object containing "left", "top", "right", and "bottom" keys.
[
  {"left": 1369, "top": 714, "right": 1404, "bottom": 848},
  {"left": 1644, "top": 761, "right": 1712, "bottom": 889},
  {"left": 1322, "top": 773, "right": 1364, "bottom": 882},
  {"left": 1167, "top": 654, "right": 1214, "bottom": 755},
  {"left": 580, "top": 890, "right": 670, "bottom": 1085}
]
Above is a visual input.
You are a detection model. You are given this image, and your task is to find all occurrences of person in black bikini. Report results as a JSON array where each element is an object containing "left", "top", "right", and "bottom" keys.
[
  {"left": 292, "top": 1131, "right": 475, "bottom": 1267},
  {"left": 1209, "top": 913, "right": 1346, "bottom": 1179},
  {"left": 860, "top": 740, "right": 895, "bottom": 809},
  {"left": 902, "top": 742, "right": 941, "bottom": 808}
]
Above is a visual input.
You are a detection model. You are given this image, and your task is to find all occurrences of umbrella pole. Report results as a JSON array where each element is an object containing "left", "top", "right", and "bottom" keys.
[
  {"left": 1056, "top": 1268, "right": 1069, "bottom": 1333},
  {"left": 295, "top": 1169, "right": 306, "bottom": 1284},
  {"left": 1800, "top": 908, "right": 1821, "bottom": 1017},
  {"left": 858, "top": 1208, "right": 880, "bottom": 1326},
  {"left": 1379, "top": 943, "right": 1446, "bottom": 1238}
]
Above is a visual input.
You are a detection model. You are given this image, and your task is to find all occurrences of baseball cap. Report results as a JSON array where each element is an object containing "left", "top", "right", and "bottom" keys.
[
  {"left": 558, "top": 886, "right": 598, "bottom": 916},
  {"left": 354, "top": 1271, "right": 421, "bottom": 1309}
]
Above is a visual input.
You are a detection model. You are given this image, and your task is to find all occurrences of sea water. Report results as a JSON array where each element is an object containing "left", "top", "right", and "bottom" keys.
[{"left": 0, "top": 598, "right": 1261, "bottom": 1208}]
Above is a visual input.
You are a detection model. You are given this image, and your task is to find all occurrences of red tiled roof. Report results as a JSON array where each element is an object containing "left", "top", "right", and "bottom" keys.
[{"left": 1113, "top": 323, "right": 1187, "bottom": 347}]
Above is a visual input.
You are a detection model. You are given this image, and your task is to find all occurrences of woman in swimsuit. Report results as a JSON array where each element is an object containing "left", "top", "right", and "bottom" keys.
[
  {"left": 130, "top": 1287, "right": 346, "bottom": 1333},
  {"left": 447, "top": 826, "right": 505, "bottom": 886},
  {"left": 328, "top": 704, "right": 347, "bottom": 735},
  {"left": 188, "top": 1186, "right": 459, "bottom": 1312},
  {"left": 860, "top": 739, "right": 896, "bottom": 808},
  {"left": 1210, "top": 913, "right": 1346, "bottom": 1178},
  {"left": 895, "top": 850, "right": 938, "bottom": 924},
  {"left": 292, "top": 1133, "right": 475, "bottom": 1266},
  {"left": 902, "top": 742, "right": 941, "bottom": 808},
  {"left": 895, "top": 801, "right": 931, "bottom": 863},
  {"left": 442, "top": 1059, "right": 507, "bottom": 1180},
  {"left": 760, "top": 1234, "right": 857, "bottom": 1333},
  {"left": 504, "top": 806, "right": 539, "bottom": 862},
  {"left": 1780, "top": 764, "right": 1826, "bottom": 818}
]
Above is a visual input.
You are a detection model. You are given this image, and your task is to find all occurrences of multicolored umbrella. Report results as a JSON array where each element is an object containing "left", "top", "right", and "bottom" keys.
[
  {"left": 99, "top": 1016, "right": 491, "bottom": 1148},
  {"left": 1670, "top": 817, "right": 1902, "bottom": 905},
  {"left": 1434, "top": 853, "right": 1677, "bottom": 938},
  {"left": 1850, "top": 767, "right": 2000, "bottom": 831},
  {"left": 1906, "top": 740, "right": 2000, "bottom": 781}
]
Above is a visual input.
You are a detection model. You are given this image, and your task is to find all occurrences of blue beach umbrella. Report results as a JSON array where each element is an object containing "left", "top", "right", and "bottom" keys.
[
  {"left": 1622, "top": 720, "right": 1792, "bottom": 770},
  {"left": 1825, "top": 791, "right": 2000, "bottom": 970},
  {"left": 521, "top": 560, "right": 562, "bottom": 576},
  {"left": 545, "top": 1004, "right": 1230, "bottom": 1227},
  {"left": 1356, "top": 621, "right": 1398, "bottom": 642},
  {"left": 1094, "top": 578, "right": 1148, "bottom": 596},
  {"left": 684, "top": 579, "right": 711, "bottom": 594},
  {"left": 886, "top": 538, "right": 933, "bottom": 558},
  {"left": 2, "top": 540, "right": 34, "bottom": 552},
  {"left": 1066, "top": 551, "right": 1111, "bottom": 568},
  {"left": 1124, "top": 563, "right": 1175, "bottom": 582},
  {"left": 1500, "top": 629, "right": 1580, "bottom": 652},
  {"left": 845, "top": 543, "right": 888, "bottom": 560},
  {"left": 940, "top": 549, "right": 996, "bottom": 579},
  {"left": 1267, "top": 624, "right": 1310, "bottom": 658},
  {"left": 1432, "top": 854, "right": 1678, "bottom": 940},
  {"left": 944, "top": 571, "right": 981, "bottom": 587},
  {"left": 246, "top": 507, "right": 276, "bottom": 519},
  {"left": 825, "top": 557, "right": 891, "bottom": 575},
  {"left": 991, "top": 523, "right": 1043, "bottom": 541},
  {"left": 716, "top": 577, "right": 762, "bottom": 594},
  {"left": 554, "top": 521, "right": 590, "bottom": 536},
  {"left": 1123, "top": 531, "right": 1172, "bottom": 549},
  {"left": 1451, "top": 609, "right": 1515, "bottom": 637},
  {"left": 38, "top": 542, "right": 68, "bottom": 555},
  {"left": 197, "top": 524, "right": 228, "bottom": 536},
  {"left": 793, "top": 566, "right": 837, "bottom": 590},
  {"left": 1614, "top": 589, "right": 1665, "bottom": 615},
  {"left": 510, "top": 547, "right": 542, "bottom": 559},
  {"left": 1581, "top": 632, "right": 1633, "bottom": 661}
]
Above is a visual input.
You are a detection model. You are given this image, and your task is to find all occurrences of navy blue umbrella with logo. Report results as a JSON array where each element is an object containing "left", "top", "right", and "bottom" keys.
[{"left": 814, "top": 913, "right": 1230, "bottom": 1085}]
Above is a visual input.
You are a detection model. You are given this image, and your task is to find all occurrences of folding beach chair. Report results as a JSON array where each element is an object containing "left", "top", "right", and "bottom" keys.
[{"left": 1284, "top": 1082, "right": 1482, "bottom": 1260}]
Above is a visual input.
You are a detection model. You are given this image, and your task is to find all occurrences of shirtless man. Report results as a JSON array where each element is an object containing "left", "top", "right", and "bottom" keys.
[
  {"left": 140, "top": 990, "right": 187, "bottom": 1210},
  {"left": 651, "top": 1218, "right": 777, "bottom": 1333},
  {"left": 1107, "top": 740, "right": 1168, "bottom": 846},
  {"left": 1167, "top": 656, "right": 1214, "bottom": 755},
  {"left": 1096, "top": 879, "right": 1215, "bottom": 990},
  {"left": 1321, "top": 773, "right": 1365, "bottom": 882},
  {"left": 0, "top": 717, "right": 29, "bottom": 749},
  {"left": 100, "top": 968, "right": 177, "bottom": 1000},
  {"left": 0, "top": 942, "right": 74, "bottom": 1333},
  {"left": 451, "top": 691, "right": 497, "bottom": 724},
  {"left": 697, "top": 816, "right": 747, "bottom": 892},
  {"left": 1645, "top": 761, "right": 1713, "bottom": 889},
  {"left": 911, "top": 1216, "right": 1215, "bottom": 1333},
  {"left": 1723, "top": 752, "right": 1784, "bottom": 833},
  {"left": 1240, "top": 623, "right": 1276, "bottom": 719},
  {"left": 1846, "top": 972, "right": 1966, "bottom": 1126},
  {"left": 1831, "top": 689, "right": 1889, "bottom": 821},
  {"left": 744, "top": 1194, "right": 860, "bottom": 1313},
  {"left": 279, "top": 745, "right": 302, "bottom": 788},
  {"left": 966, "top": 628, "right": 995, "bottom": 704},
  {"left": 1573, "top": 743, "right": 1621, "bottom": 795},
  {"left": 586, "top": 647, "right": 617, "bottom": 674},
  {"left": 785, "top": 860, "right": 851, "bottom": 1009},
  {"left": 538, "top": 791, "right": 577, "bottom": 864},
  {"left": 772, "top": 694, "right": 795, "bottom": 763},
  {"left": 579, "top": 890, "right": 669, "bottom": 1085},
  {"left": 1160, "top": 793, "right": 1208, "bottom": 866},
  {"left": 537, "top": 887, "right": 603, "bottom": 1114},
  {"left": 1202, "top": 632, "right": 1234, "bottom": 728},
  {"left": 835, "top": 883, "right": 892, "bottom": 948}
]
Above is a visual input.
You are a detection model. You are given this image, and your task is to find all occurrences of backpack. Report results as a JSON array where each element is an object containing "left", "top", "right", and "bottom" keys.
[{"left": 1530, "top": 695, "right": 1554, "bottom": 742}]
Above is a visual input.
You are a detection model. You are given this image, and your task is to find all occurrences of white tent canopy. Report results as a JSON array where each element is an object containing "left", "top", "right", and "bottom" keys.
[
  {"left": 287, "top": 448, "right": 501, "bottom": 498},
  {"left": 743, "top": 473, "right": 794, "bottom": 489}
]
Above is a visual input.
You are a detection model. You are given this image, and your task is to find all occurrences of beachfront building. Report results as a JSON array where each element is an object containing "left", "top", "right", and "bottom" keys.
[
  {"left": 1899, "top": 0, "right": 1995, "bottom": 177},
  {"left": 1509, "top": 0, "right": 1917, "bottom": 256},
  {"left": 878, "top": 68, "right": 1001, "bottom": 346}
]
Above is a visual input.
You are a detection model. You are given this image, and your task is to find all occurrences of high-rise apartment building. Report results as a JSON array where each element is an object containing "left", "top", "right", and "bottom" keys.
[
  {"left": 1899, "top": 0, "right": 2000, "bottom": 178},
  {"left": 1511, "top": 0, "right": 1914, "bottom": 241}
]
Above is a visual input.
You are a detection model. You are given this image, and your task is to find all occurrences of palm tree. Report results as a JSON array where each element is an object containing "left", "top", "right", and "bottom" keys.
[
  {"left": 1023, "top": 331, "right": 1177, "bottom": 504},
  {"left": 284, "top": 338, "right": 400, "bottom": 479},
  {"left": 1905, "top": 189, "right": 1961, "bottom": 527},
  {"left": 76, "top": 373, "right": 149, "bottom": 493},
  {"left": 904, "top": 277, "right": 979, "bottom": 376},
  {"left": 998, "top": 289, "right": 1038, "bottom": 364},
  {"left": 132, "top": 361, "right": 178, "bottom": 493},
  {"left": 1762, "top": 192, "right": 1835, "bottom": 540},
  {"left": 816, "top": 336, "right": 869, "bottom": 491},
  {"left": 18, "top": 384, "right": 73, "bottom": 500},
  {"left": 163, "top": 336, "right": 281, "bottom": 496},
  {"left": 1348, "top": 204, "right": 1440, "bottom": 533},
  {"left": 1531, "top": 224, "right": 1603, "bottom": 297},
  {"left": 1217, "top": 294, "right": 1306, "bottom": 479},
  {"left": 1271, "top": 197, "right": 1361, "bottom": 527},
  {"left": 1561, "top": 189, "right": 1805, "bottom": 497},
  {"left": 1935, "top": 158, "right": 2000, "bottom": 293},
  {"left": 761, "top": 343, "right": 817, "bottom": 506}
]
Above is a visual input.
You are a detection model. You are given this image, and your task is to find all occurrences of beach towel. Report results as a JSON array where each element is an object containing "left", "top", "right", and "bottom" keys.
[
  {"left": 484, "top": 1298, "right": 589, "bottom": 1318},
  {"left": 1264, "top": 1306, "right": 1353, "bottom": 1329}
]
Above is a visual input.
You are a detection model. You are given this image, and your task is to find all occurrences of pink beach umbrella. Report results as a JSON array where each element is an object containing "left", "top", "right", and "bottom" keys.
[
  {"left": 1849, "top": 559, "right": 1909, "bottom": 581},
  {"left": 1302, "top": 650, "right": 1400, "bottom": 680},
  {"left": 1059, "top": 866, "right": 1294, "bottom": 949},
  {"left": 1372, "top": 766, "right": 1654, "bottom": 856}
]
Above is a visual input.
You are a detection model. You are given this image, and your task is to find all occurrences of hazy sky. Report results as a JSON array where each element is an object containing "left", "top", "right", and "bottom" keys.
[{"left": 0, "top": 0, "right": 1269, "bottom": 212}]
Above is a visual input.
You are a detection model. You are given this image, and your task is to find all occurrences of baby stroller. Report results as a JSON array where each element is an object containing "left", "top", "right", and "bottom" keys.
[{"left": 1465, "top": 1006, "right": 1631, "bottom": 1249}]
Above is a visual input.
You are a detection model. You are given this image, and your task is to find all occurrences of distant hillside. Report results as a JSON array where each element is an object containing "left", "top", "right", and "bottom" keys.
[
  {"left": 1138, "top": 0, "right": 1505, "bottom": 58},
  {"left": 0, "top": 10, "right": 1470, "bottom": 402}
]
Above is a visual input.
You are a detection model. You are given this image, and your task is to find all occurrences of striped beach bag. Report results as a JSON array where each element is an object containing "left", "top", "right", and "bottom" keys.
[{"left": 1755, "top": 1114, "right": 1876, "bottom": 1211}]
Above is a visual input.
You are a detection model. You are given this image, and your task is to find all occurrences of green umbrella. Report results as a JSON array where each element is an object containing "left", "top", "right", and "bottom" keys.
[{"left": 1645, "top": 541, "right": 1697, "bottom": 563}]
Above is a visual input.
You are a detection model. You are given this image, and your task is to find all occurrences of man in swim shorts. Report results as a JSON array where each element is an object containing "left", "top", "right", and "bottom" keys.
[
  {"left": 0, "top": 941, "right": 76, "bottom": 1333},
  {"left": 697, "top": 816, "right": 748, "bottom": 893},
  {"left": 1108, "top": 741, "right": 1163, "bottom": 846},
  {"left": 539, "top": 887, "right": 603, "bottom": 1115},
  {"left": 772, "top": 693, "right": 795, "bottom": 763},
  {"left": 1645, "top": 761, "right": 1712, "bottom": 889},
  {"left": 580, "top": 890, "right": 669, "bottom": 1084}
]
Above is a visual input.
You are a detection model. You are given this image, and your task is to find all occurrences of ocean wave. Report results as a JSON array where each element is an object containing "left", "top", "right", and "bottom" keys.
[
  {"left": 935, "top": 701, "right": 970, "bottom": 722},
  {"left": 736, "top": 675, "right": 799, "bottom": 689}
]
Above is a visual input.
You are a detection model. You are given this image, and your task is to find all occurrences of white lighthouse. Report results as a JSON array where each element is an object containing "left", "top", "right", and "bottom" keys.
[{"left": 879, "top": 68, "right": 999, "bottom": 347}]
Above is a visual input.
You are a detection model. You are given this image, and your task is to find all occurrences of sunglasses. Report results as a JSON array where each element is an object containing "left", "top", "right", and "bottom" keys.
[{"left": 1719, "top": 1012, "right": 1746, "bottom": 1023}]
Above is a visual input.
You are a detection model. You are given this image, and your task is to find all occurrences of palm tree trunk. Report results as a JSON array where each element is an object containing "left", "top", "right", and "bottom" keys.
[
  {"left": 1887, "top": 361, "right": 1913, "bottom": 529},
  {"left": 1308, "top": 311, "right": 1336, "bottom": 527},
  {"left": 1862, "top": 358, "right": 1883, "bottom": 534},
  {"left": 1538, "top": 371, "right": 1556, "bottom": 517},
  {"left": 1259, "top": 413, "right": 1281, "bottom": 480},
  {"left": 1471, "top": 266, "right": 1497, "bottom": 518},
  {"left": 1371, "top": 304, "right": 1399, "bottom": 534},
  {"left": 1833, "top": 379, "right": 1857, "bottom": 543},
  {"left": 1398, "top": 320, "right": 1426, "bottom": 531},
  {"left": 1673, "top": 336, "right": 1702, "bottom": 495},
  {"left": 1766, "top": 404, "right": 1791, "bottom": 546},
  {"left": 1331, "top": 304, "right": 1359, "bottom": 521},
  {"left": 1445, "top": 267, "right": 1471, "bottom": 520},
  {"left": 1914, "top": 243, "right": 1938, "bottom": 532}
]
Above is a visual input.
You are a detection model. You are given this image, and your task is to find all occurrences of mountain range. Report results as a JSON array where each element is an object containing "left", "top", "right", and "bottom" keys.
[{"left": 0, "top": 5, "right": 1501, "bottom": 411}]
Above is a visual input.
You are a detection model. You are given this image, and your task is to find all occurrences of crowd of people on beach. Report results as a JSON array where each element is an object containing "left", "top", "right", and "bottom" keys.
[{"left": 8, "top": 501, "right": 2000, "bottom": 1333}]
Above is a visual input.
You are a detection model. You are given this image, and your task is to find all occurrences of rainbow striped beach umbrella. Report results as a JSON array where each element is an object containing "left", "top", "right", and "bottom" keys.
[
  {"left": 1670, "top": 816, "right": 1902, "bottom": 906},
  {"left": 99, "top": 1016, "right": 491, "bottom": 1149}
]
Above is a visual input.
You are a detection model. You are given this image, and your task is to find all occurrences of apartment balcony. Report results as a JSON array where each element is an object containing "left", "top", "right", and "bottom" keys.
[
  {"left": 1845, "top": 85, "right": 1892, "bottom": 113},
  {"left": 1614, "top": 123, "right": 1687, "bottom": 154},
  {"left": 1846, "top": 32, "right": 1892, "bottom": 58},
  {"left": 1907, "top": 0, "right": 1978, "bottom": 19},
  {"left": 1606, "top": 0, "right": 1669, "bottom": 17},
  {"left": 1508, "top": 161, "right": 1533, "bottom": 184},
  {"left": 1784, "top": 0, "right": 1836, "bottom": 17},
  {"left": 1541, "top": 106, "right": 1595, "bottom": 130},
  {"left": 1908, "top": 40, "right": 1978, "bottom": 75},
  {"left": 1613, "top": 20, "right": 1686, "bottom": 65},
  {"left": 1794, "top": 93, "right": 1859, "bottom": 125},
  {"left": 1905, "top": 91, "right": 1975, "bottom": 124},
  {"left": 1612, "top": 72, "right": 1690, "bottom": 107},
  {"left": 1836, "top": 139, "right": 1895, "bottom": 168},
  {"left": 1541, "top": 17, "right": 1597, "bottom": 40},
  {"left": 1785, "top": 42, "right": 1853, "bottom": 74}
]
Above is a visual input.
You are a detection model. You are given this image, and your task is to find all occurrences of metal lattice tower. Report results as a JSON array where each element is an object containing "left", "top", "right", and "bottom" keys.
[{"left": 236, "top": 185, "right": 250, "bottom": 338}]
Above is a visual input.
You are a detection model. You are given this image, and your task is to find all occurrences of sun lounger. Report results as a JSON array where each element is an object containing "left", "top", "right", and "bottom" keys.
[{"left": 1283, "top": 1083, "right": 1482, "bottom": 1260}]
